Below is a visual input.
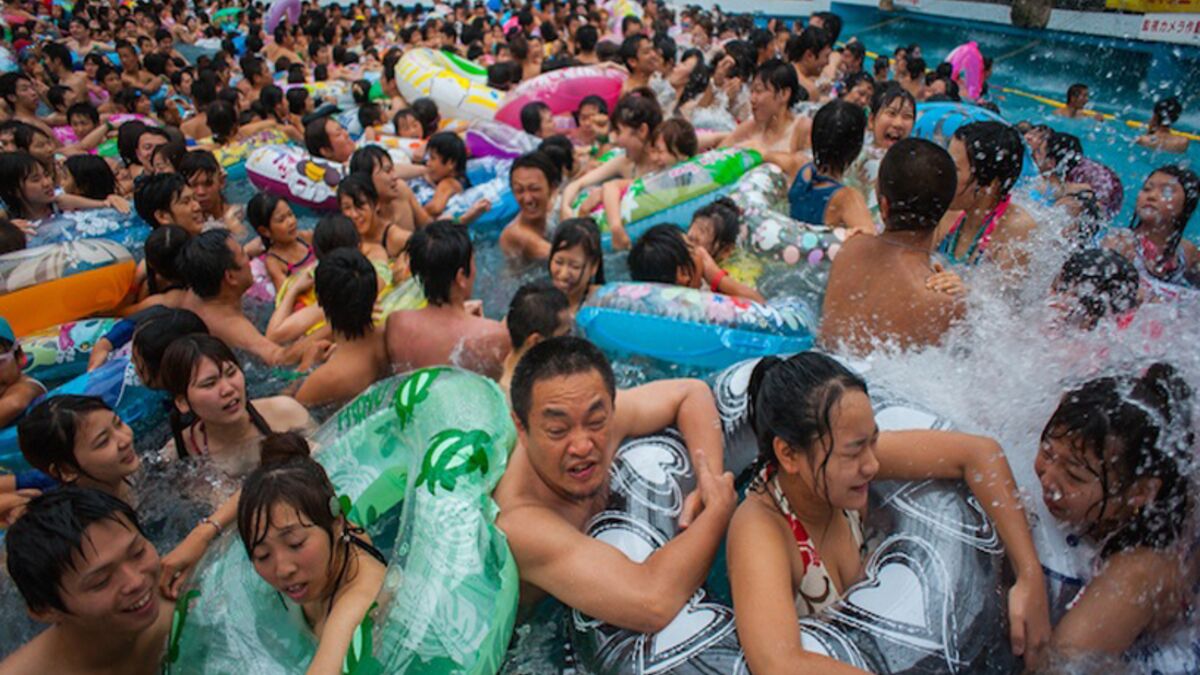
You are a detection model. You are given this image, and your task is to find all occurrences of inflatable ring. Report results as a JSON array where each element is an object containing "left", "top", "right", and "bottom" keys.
[
  {"left": 394, "top": 49, "right": 502, "bottom": 124},
  {"left": 409, "top": 157, "right": 519, "bottom": 239},
  {"left": 911, "top": 102, "right": 1038, "bottom": 182},
  {"left": 264, "top": 0, "right": 299, "bottom": 33},
  {"left": 25, "top": 207, "right": 152, "bottom": 252},
  {"left": 1, "top": 356, "right": 163, "bottom": 472},
  {"left": 166, "top": 368, "right": 519, "bottom": 675},
  {"left": 494, "top": 66, "right": 626, "bottom": 131},
  {"left": 465, "top": 120, "right": 540, "bottom": 160},
  {"left": 21, "top": 317, "right": 117, "bottom": 386},
  {"left": 570, "top": 148, "right": 762, "bottom": 251},
  {"left": 945, "top": 42, "right": 985, "bottom": 101},
  {"left": 576, "top": 282, "right": 815, "bottom": 369},
  {"left": 210, "top": 128, "right": 292, "bottom": 181},
  {"left": 0, "top": 240, "right": 134, "bottom": 337},
  {"left": 246, "top": 144, "right": 344, "bottom": 211},
  {"left": 569, "top": 355, "right": 1021, "bottom": 673}
]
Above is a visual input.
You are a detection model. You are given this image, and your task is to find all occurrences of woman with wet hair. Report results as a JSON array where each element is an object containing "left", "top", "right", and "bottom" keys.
[{"left": 1103, "top": 165, "right": 1200, "bottom": 297}]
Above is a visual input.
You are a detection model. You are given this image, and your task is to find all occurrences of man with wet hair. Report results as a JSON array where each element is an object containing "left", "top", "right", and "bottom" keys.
[
  {"left": 2, "top": 488, "right": 172, "bottom": 673},
  {"left": 385, "top": 221, "right": 509, "bottom": 379},
  {"left": 1056, "top": 83, "right": 1095, "bottom": 119},
  {"left": 820, "top": 137, "right": 965, "bottom": 354},
  {"left": 495, "top": 336, "right": 736, "bottom": 632},
  {"left": 784, "top": 26, "right": 831, "bottom": 101}
]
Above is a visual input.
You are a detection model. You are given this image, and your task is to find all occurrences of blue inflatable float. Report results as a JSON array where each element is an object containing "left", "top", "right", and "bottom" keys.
[{"left": 911, "top": 101, "right": 1040, "bottom": 183}]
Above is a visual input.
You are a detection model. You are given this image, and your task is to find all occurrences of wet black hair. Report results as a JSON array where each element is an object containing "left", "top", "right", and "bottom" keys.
[
  {"left": 870, "top": 81, "right": 915, "bottom": 119},
  {"left": 618, "top": 34, "right": 650, "bottom": 71},
  {"left": 337, "top": 172, "right": 379, "bottom": 211},
  {"left": 575, "top": 23, "right": 599, "bottom": 53},
  {"left": 877, "top": 137, "right": 957, "bottom": 232},
  {"left": 426, "top": 131, "right": 468, "bottom": 181},
  {"left": 358, "top": 103, "right": 384, "bottom": 130},
  {"left": 257, "top": 84, "right": 286, "bottom": 124},
  {"left": 1066, "top": 83, "right": 1088, "bottom": 104},
  {"left": 507, "top": 280, "right": 570, "bottom": 350},
  {"left": 745, "top": 351, "right": 869, "bottom": 491},
  {"left": 18, "top": 396, "right": 116, "bottom": 483},
  {"left": 144, "top": 225, "right": 191, "bottom": 295},
  {"left": 63, "top": 155, "right": 116, "bottom": 201},
  {"left": 754, "top": 58, "right": 801, "bottom": 109},
  {"left": 904, "top": 57, "right": 926, "bottom": 81},
  {"left": 286, "top": 87, "right": 310, "bottom": 116},
  {"left": 811, "top": 99, "right": 866, "bottom": 174},
  {"left": 238, "top": 431, "right": 339, "bottom": 559},
  {"left": 405, "top": 220, "right": 473, "bottom": 306},
  {"left": 953, "top": 121, "right": 1025, "bottom": 196},
  {"left": 410, "top": 97, "right": 440, "bottom": 138},
  {"left": 178, "top": 150, "right": 222, "bottom": 185},
  {"left": 66, "top": 101, "right": 101, "bottom": 127},
  {"left": 7, "top": 487, "right": 146, "bottom": 614},
  {"left": 348, "top": 145, "right": 394, "bottom": 181},
  {"left": 510, "top": 150, "right": 562, "bottom": 189},
  {"left": 1044, "top": 130, "right": 1084, "bottom": 178},
  {"left": 159, "top": 333, "right": 265, "bottom": 457},
  {"left": 206, "top": 100, "right": 239, "bottom": 143},
  {"left": 177, "top": 229, "right": 238, "bottom": 299},
  {"left": 1052, "top": 248, "right": 1139, "bottom": 328},
  {"left": 1152, "top": 96, "right": 1183, "bottom": 126},
  {"left": 152, "top": 135, "right": 188, "bottom": 173},
  {"left": 692, "top": 197, "right": 742, "bottom": 253},
  {"left": 549, "top": 217, "right": 606, "bottom": 285},
  {"left": 651, "top": 117, "right": 698, "bottom": 160},
  {"left": 246, "top": 192, "right": 286, "bottom": 249},
  {"left": 612, "top": 89, "right": 663, "bottom": 136},
  {"left": 303, "top": 116, "right": 337, "bottom": 158},
  {"left": 629, "top": 223, "right": 694, "bottom": 284},
  {"left": 784, "top": 26, "right": 828, "bottom": 64},
  {"left": 0, "top": 217, "right": 25, "bottom": 254},
  {"left": 313, "top": 213, "right": 361, "bottom": 258},
  {"left": 510, "top": 335, "right": 615, "bottom": 427},
  {"left": 537, "top": 135, "right": 576, "bottom": 178},
  {"left": 0, "top": 152, "right": 46, "bottom": 219},
  {"left": 1041, "top": 363, "right": 1193, "bottom": 558},
  {"left": 315, "top": 247, "right": 377, "bottom": 341},
  {"left": 520, "top": 101, "right": 552, "bottom": 136},
  {"left": 130, "top": 307, "right": 208, "bottom": 386},
  {"left": 133, "top": 172, "right": 188, "bottom": 228},
  {"left": 1134, "top": 164, "right": 1200, "bottom": 258},
  {"left": 810, "top": 12, "right": 842, "bottom": 43}
]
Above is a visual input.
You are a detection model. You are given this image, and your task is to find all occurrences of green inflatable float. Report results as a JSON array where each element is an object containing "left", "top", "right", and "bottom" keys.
[{"left": 165, "top": 368, "right": 519, "bottom": 675}]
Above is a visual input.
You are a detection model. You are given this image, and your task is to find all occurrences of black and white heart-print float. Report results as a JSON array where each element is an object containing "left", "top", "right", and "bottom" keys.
[{"left": 569, "top": 355, "right": 1021, "bottom": 674}]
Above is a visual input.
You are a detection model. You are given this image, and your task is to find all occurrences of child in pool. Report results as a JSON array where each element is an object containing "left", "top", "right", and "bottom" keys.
[
  {"left": 1136, "top": 96, "right": 1189, "bottom": 155},
  {"left": 727, "top": 353, "right": 1050, "bottom": 674},
  {"left": 686, "top": 197, "right": 758, "bottom": 282},
  {"left": 238, "top": 432, "right": 387, "bottom": 675},
  {"left": 547, "top": 217, "right": 607, "bottom": 313},
  {"left": 1, "top": 488, "right": 172, "bottom": 674},
  {"left": 573, "top": 94, "right": 613, "bottom": 164},
  {"left": 629, "top": 223, "right": 764, "bottom": 302},
  {"left": 122, "top": 225, "right": 191, "bottom": 315},
  {"left": 416, "top": 132, "right": 469, "bottom": 218},
  {"left": 247, "top": 192, "right": 315, "bottom": 291},
  {"left": 0, "top": 316, "right": 46, "bottom": 428},
  {"left": 0, "top": 216, "right": 24, "bottom": 253},
  {"left": 560, "top": 90, "right": 665, "bottom": 246},
  {"left": 1036, "top": 364, "right": 1196, "bottom": 662},
  {"left": 498, "top": 280, "right": 573, "bottom": 395},
  {"left": 1102, "top": 165, "right": 1199, "bottom": 296},
  {"left": 348, "top": 145, "right": 428, "bottom": 257}
]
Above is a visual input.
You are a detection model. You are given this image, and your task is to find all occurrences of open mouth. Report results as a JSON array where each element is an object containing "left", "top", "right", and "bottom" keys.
[
  {"left": 566, "top": 461, "right": 597, "bottom": 482},
  {"left": 122, "top": 590, "right": 154, "bottom": 615},
  {"left": 283, "top": 582, "right": 308, "bottom": 601},
  {"left": 221, "top": 397, "right": 241, "bottom": 414}
]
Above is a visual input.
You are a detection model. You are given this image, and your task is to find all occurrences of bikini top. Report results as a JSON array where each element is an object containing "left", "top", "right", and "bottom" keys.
[
  {"left": 763, "top": 467, "right": 866, "bottom": 618},
  {"left": 268, "top": 240, "right": 315, "bottom": 276},
  {"left": 1134, "top": 233, "right": 1192, "bottom": 290},
  {"left": 788, "top": 163, "right": 843, "bottom": 226},
  {"left": 938, "top": 194, "right": 1012, "bottom": 266}
]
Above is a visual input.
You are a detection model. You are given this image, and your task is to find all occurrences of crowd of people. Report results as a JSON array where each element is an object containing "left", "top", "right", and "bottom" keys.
[{"left": 0, "top": 0, "right": 1196, "bottom": 672}]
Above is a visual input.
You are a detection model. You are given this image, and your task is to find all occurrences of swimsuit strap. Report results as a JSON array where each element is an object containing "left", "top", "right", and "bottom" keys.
[
  {"left": 940, "top": 194, "right": 1011, "bottom": 265},
  {"left": 766, "top": 471, "right": 822, "bottom": 570},
  {"left": 188, "top": 421, "right": 209, "bottom": 456},
  {"left": 346, "top": 527, "right": 388, "bottom": 566}
]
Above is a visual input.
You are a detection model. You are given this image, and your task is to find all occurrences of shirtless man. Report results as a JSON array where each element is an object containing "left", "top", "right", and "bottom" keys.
[
  {"left": 115, "top": 40, "right": 165, "bottom": 94},
  {"left": 0, "top": 72, "right": 55, "bottom": 138},
  {"left": 296, "top": 249, "right": 390, "bottom": 408},
  {"left": 720, "top": 59, "right": 810, "bottom": 154},
  {"left": 1054, "top": 83, "right": 1100, "bottom": 120},
  {"left": 494, "top": 336, "right": 737, "bottom": 631},
  {"left": 784, "top": 26, "right": 830, "bottom": 102},
  {"left": 266, "top": 25, "right": 305, "bottom": 65},
  {"left": 305, "top": 114, "right": 358, "bottom": 165},
  {"left": 618, "top": 34, "right": 662, "bottom": 94},
  {"left": 821, "top": 138, "right": 964, "bottom": 354},
  {"left": 498, "top": 281, "right": 572, "bottom": 394},
  {"left": 2, "top": 488, "right": 172, "bottom": 675},
  {"left": 385, "top": 221, "right": 510, "bottom": 379},
  {"left": 42, "top": 43, "right": 90, "bottom": 105},
  {"left": 177, "top": 230, "right": 321, "bottom": 367}
]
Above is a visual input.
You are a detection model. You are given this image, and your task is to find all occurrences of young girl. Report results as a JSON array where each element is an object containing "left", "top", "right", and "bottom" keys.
[
  {"left": 420, "top": 131, "right": 468, "bottom": 218},
  {"left": 560, "top": 91, "right": 665, "bottom": 247},
  {"left": 237, "top": 431, "right": 386, "bottom": 675},
  {"left": 727, "top": 353, "right": 1049, "bottom": 674},
  {"left": 629, "top": 223, "right": 764, "bottom": 302},
  {"left": 845, "top": 83, "right": 915, "bottom": 221},
  {"left": 123, "top": 225, "right": 191, "bottom": 315},
  {"left": 757, "top": 99, "right": 875, "bottom": 237},
  {"left": 17, "top": 395, "right": 139, "bottom": 505},
  {"left": 1136, "top": 96, "right": 1189, "bottom": 155},
  {"left": 247, "top": 193, "right": 315, "bottom": 291},
  {"left": 1102, "top": 165, "right": 1199, "bottom": 297},
  {"left": 0, "top": 151, "right": 58, "bottom": 222},
  {"left": 1036, "top": 364, "right": 1195, "bottom": 660},
  {"left": 347, "top": 145, "right": 425, "bottom": 257},
  {"left": 62, "top": 154, "right": 119, "bottom": 202},
  {"left": 158, "top": 334, "right": 313, "bottom": 476},
  {"left": 547, "top": 217, "right": 606, "bottom": 313}
]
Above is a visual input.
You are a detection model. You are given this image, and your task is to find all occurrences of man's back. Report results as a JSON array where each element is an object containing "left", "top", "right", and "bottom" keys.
[
  {"left": 821, "top": 235, "right": 962, "bottom": 354},
  {"left": 386, "top": 306, "right": 509, "bottom": 379}
]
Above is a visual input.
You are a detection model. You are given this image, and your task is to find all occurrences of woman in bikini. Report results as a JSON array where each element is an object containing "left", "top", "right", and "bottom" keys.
[
  {"left": 727, "top": 352, "right": 1050, "bottom": 674},
  {"left": 1102, "top": 165, "right": 1199, "bottom": 299},
  {"left": 720, "top": 59, "right": 810, "bottom": 155},
  {"left": 936, "top": 121, "right": 1038, "bottom": 271}
]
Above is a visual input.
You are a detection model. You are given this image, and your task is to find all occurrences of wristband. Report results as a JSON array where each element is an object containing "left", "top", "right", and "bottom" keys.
[
  {"left": 709, "top": 269, "right": 728, "bottom": 293},
  {"left": 198, "top": 517, "right": 222, "bottom": 536}
]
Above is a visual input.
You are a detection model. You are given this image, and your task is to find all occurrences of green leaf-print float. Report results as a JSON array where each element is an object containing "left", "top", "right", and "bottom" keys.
[
  {"left": 393, "top": 367, "right": 445, "bottom": 433},
  {"left": 415, "top": 429, "right": 493, "bottom": 495}
]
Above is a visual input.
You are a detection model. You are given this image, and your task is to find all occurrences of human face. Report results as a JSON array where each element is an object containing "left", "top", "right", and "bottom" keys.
[
  {"left": 926, "top": 79, "right": 947, "bottom": 99},
  {"left": 750, "top": 76, "right": 786, "bottom": 122},
  {"left": 517, "top": 370, "right": 614, "bottom": 501},
  {"left": 511, "top": 166, "right": 552, "bottom": 221},
  {"left": 843, "top": 80, "right": 874, "bottom": 108},
  {"left": 1135, "top": 172, "right": 1186, "bottom": 231},
  {"left": 787, "top": 390, "right": 880, "bottom": 511},
  {"left": 324, "top": 120, "right": 356, "bottom": 163},
  {"left": 249, "top": 503, "right": 337, "bottom": 604},
  {"left": 136, "top": 133, "right": 167, "bottom": 168},
  {"left": 0, "top": 343, "right": 22, "bottom": 385},
  {"left": 187, "top": 170, "right": 224, "bottom": 213},
  {"left": 424, "top": 148, "right": 454, "bottom": 183},
  {"left": 1034, "top": 432, "right": 1109, "bottom": 529},
  {"left": 180, "top": 356, "right": 247, "bottom": 425},
  {"left": 947, "top": 138, "right": 976, "bottom": 210},
  {"left": 614, "top": 122, "right": 648, "bottom": 157},
  {"left": 68, "top": 409, "right": 140, "bottom": 485},
  {"left": 28, "top": 132, "right": 56, "bottom": 167},
  {"left": 370, "top": 157, "right": 401, "bottom": 201},
  {"left": 687, "top": 215, "right": 718, "bottom": 255},
  {"left": 13, "top": 76, "right": 38, "bottom": 112},
  {"left": 102, "top": 71, "right": 123, "bottom": 94},
  {"left": 70, "top": 20, "right": 87, "bottom": 42},
  {"left": 647, "top": 134, "right": 676, "bottom": 171},
  {"left": 340, "top": 194, "right": 377, "bottom": 236},
  {"left": 668, "top": 54, "right": 699, "bottom": 89},
  {"left": 549, "top": 243, "right": 596, "bottom": 300},
  {"left": 690, "top": 23, "right": 709, "bottom": 47},
  {"left": 537, "top": 109, "right": 556, "bottom": 138},
  {"left": 870, "top": 97, "right": 914, "bottom": 150},
  {"left": 395, "top": 114, "right": 423, "bottom": 138},
  {"left": 117, "top": 47, "right": 138, "bottom": 72},
  {"left": 265, "top": 199, "right": 299, "bottom": 245},
  {"left": 43, "top": 517, "right": 161, "bottom": 634},
  {"left": 1069, "top": 88, "right": 1089, "bottom": 110},
  {"left": 634, "top": 38, "right": 660, "bottom": 75},
  {"left": 178, "top": 72, "right": 194, "bottom": 97},
  {"left": 22, "top": 162, "right": 57, "bottom": 209},
  {"left": 168, "top": 185, "right": 204, "bottom": 233}
]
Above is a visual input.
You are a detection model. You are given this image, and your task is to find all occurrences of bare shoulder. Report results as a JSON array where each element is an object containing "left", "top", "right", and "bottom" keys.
[
  {"left": 0, "top": 629, "right": 54, "bottom": 674},
  {"left": 997, "top": 202, "right": 1038, "bottom": 242},
  {"left": 257, "top": 395, "right": 313, "bottom": 430}
]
